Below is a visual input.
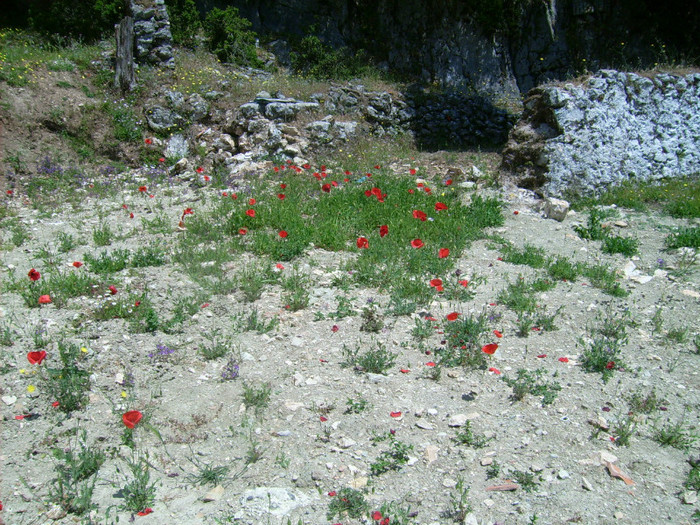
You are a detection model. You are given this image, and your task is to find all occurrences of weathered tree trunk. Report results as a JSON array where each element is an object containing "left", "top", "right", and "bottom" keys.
[{"left": 115, "top": 16, "right": 135, "bottom": 93}]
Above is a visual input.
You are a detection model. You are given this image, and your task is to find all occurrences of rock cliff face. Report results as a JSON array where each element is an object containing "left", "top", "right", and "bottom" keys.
[{"left": 502, "top": 70, "right": 700, "bottom": 196}]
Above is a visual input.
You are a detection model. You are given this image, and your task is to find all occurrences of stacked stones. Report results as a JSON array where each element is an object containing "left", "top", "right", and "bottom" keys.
[{"left": 130, "top": 0, "right": 174, "bottom": 68}]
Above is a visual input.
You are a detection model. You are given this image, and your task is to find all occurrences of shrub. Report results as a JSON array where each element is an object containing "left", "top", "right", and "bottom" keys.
[
  {"left": 27, "top": 0, "right": 124, "bottom": 43},
  {"left": 290, "top": 34, "right": 370, "bottom": 80},
  {"left": 203, "top": 7, "right": 261, "bottom": 67},
  {"left": 165, "top": 0, "right": 201, "bottom": 48}
]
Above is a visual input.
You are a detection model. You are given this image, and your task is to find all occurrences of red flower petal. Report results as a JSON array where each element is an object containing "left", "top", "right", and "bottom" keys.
[
  {"left": 246, "top": 209, "right": 255, "bottom": 217},
  {"left": 278, "top": 193, "right": 285, "bottom": 200},
  {"left": 409, "top": 168, "right": 416, "bottom": 175},
  {"left": 446, "top": 312, "right": 459, "bottom": 321},
  {"left": 27, "top": 351, "right": 47, "bottom": 365},
  {"left": 425, "top": 361, "right": 436, "bottom": 367},
  {"left": 400, "top": 369, "right": 410, "bottom": 373},
  {"left": 558, "top": 357, "right": 569, "bottom": 363},
  {"left": 493, "top": 330, "right": 503, "bottom": 338},
  {"left": 379, "top": 224, "right": 388, "bottom": 237},
  {"left": 445, "top": 179, "right": 453, "bottom": 185},
  {"left": 435, "top": 202, "right": 448, "bottom": 211},
  {"left": 279, "top": 230, "right": 288, "bottom": 238},
  {"left": 238, "top": 228, "right": 247, "bottom": 235},
  {"left": 537, "top": 354, "right": 547, "bottom": 358},
  {"left": 513, "top": 210, "right": 519, "bottom": 215},
  {"left": 438, "top": 248, "right": 449, "bottom": 258},
  {"left": 136, "top": 508, "right": 153, "bottom": 516},
  {"left": 38, "top": 294, "right": 51, "bottom": 304},
  {"left": 488, "top": 367, "right": 501, "bottom": 375},
  {"left": 481, "top": 343, "right": 498, "bottom": 355},
  {"left": 411, "top": 239, "right": 424, "bottom": 249},
  {"left": 138, "top": 186, "right": 147, "bottom": 193},
  {"left": 109, "top": 285, "right": 118, "bottom": 295},
  {"left": 52, "top": 401, "right": 60, "bottom": 407},
  {"left": 28, "top": 268, "right": 41, "bottom": 281},
  {"left": 390, "top": 412, "right": 402, "bottom": 418},
  {"left": 372, "top": 511, "right": 383, "bottom": 521},
  {"left": 320, "top": 416, "right": 328, "bottom": 422},
  {"left": 412, "top": 210, "right": 427, "bottom": 221},
  {"left": 276, "top": 263, "right": 285, "bottom": 269},
  {"left": 458, "top": 280, "right": 469, "bottom": 287},
  {"left": 129, "top": 212, "right": 134, "bottom": 219},
  {"left": 328, "top": 491, "right": 336, "bottom": 497},
  {"left": 331, "top": 325, "right": 339, "bottom": 332},
  {"left": 322, "top": 183, "right": 331, "bottom": 193},
  {"left": 356, "top": 237, "right": 369, "bottom": 249},
  {"left": 122, "top": 410, "right": 143, "bottom": 429},
  {"left": 249, "top": 198, "right": 256, "bottom": 205},
  {"left": 197, "top": 166, "right": 204, "bottom": 173},
  {"left": 430, "top": 278, "right": 443, "bottom": 288}
]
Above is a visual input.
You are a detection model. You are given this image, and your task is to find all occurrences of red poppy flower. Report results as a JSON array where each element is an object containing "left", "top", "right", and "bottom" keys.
[
  {"left": 109, "top": 285, "right": 118, "bottom": 295},
  {"left": 328, "top": 491, "right": 336, "bottom": 497},
  {"left": 606, "top": 361, "right": 615, "bottom": 369},
  {"left": 408, "top": 189, "right": 414, "bottom": 194},
  {"left": 344, "top": 170, "right": 351, "bottom": 175},
  {"left": 372, "top": 511, "right": 383, "bottom": 521},
  {"left": 537, "top": 354, "right": 547, "bottom": 358},
  {"left": 489, "top": 367, "right": 501, "bottom": 375},
  {"left": 222, "top": 192, "right": 228, "bottom": 197},
  {"left": 458, "top": 280, "right": 469, "bottom": 287},
  {"left": 344, "top": 178, "right": 350, "bottom": 183},
  {"left": 412, "top": 210, "right": 427, "bottom": 221},
  {"left": 320, "top": 164, "right": 326, "bottom": 170},
  {"left": 438, "top": 248, "right": 449, "bottom": 259},
  {"left": 429, "top": 278, "right": 443, "bottom": 288},
  {"left": 129, "top": 212, "right": 135, "bottom": 219},
  {"left": 52, "top": 401, "right": 60, "bottom": 407},
  {"left": 493, "top": 330, "right": 503, "bottom": 338},
  {"left": 280, "top": 183, "right": 287, "bottom": 189},
  {"left": 38, "top": 295, "right": 51, "bottom": 304},
  {"left": 249, "top": 198, "right": 256, "bottom": 205},
  {"left": 136, "top": 508, "right": 153, "bottom": 516},
  {"left": 426, "top": 362, "right": 436, "bottom": 367},
  {"left": 245, "top": 209, "right": 255, "bottom": 217},
  {"left": 134, "top": 301, "right": 141, "bottom": 307},
  {"left": 435, "top": 202, "right": 448, "bottom": 211},
  {"left": 331, "top": 325, "right": 339, "bottom": 332},
  {"left": 381, "top": 518, "right": 389, "bottom": 525},
  {"left": 28, "top": 268, "right": 41, "bottom": 281},
  {"left": 6, "top": 190, "right": 13, "bottom": 195},
  {"left": 482, "top": 343, "right": 498, "bottom": 355},
  {"left": 139, "top": 186, "right": 147, "bottom": 193},
  {"left": 274, "top": 167, "right": 280, "bottom": 172},
  {"left": 357, "top": 237, "right": 369, "bottom": 249},
  {"left": 279, "top": 230, "right": 288, "bottom": 238},
  {"left": 445, "top": 179, "right": 453, "bottom": 185},
  {"left": 27, "top": 351, "right": 47, "bottom": 365},
  {"left": 513, "top": 210, "right": 519, "bottom": 215},
  {"left": 424, "top": 187, "right": 432, "bottom": 194},
  {"left": 558, "top": 357, "right": 569, "bottom": 363},
  {"left": 322, "top": 184, "right": 331, "bottom": 193},
  {"left": 203, "top": 175, "right": 210, "bottom": 182},
  {"left": 122, "top": 410, "right": 143, "bottom": 429},
  {"left": 364, "top": 189, "right": 372, "bottom": 197},
  {"left": 410, "top": 168, "right": 416, "bottom": 175},
  {"left": 197, "top": 166, "right": 204, "bottom": 173},
  {"left": 276, "top": 263, "right": 284, "bottom": 269},
  {"left": 446, "top": 312, "right": 459, "bottom": 321},
  {"left": 238, "top": 228, "right": 247, "bottom": 235},
  {"left": 400, "top": 368, "right": 410, "bottom": 373},
  {"left": 378, "top": 225, "right": 389, "bottom": 238},
  {"left": 320, "top": 416, "right": 328, "bottom": 422},
  {"left": 411, "top": 239, "right": 424, "bottom": 249},
  {"left": 182, "top": 208, "right": 193, "bottom": 218},
  {"left": 144, "top": 138, "right": 152, "bottom": 145},
  {"left": 278, "top": 193, "right": 285, "bottom": 200},
  {"left": 232, "top": 193, "right": 238, "bottom": 199},
  {"left": 158, "top": 157, "right": 165, "bottom": 163},
  {"left": 390, "top": 412, "right": 402, "bottom": 418}
]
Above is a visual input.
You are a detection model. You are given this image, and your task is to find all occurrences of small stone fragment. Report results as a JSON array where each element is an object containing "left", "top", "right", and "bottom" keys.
[
  {"left": 558, "top": 469, "right": 570, "bottom": 480},
  {"left": 2, "top": 395, "right": 17, "bottom": 405},
  {"left": 416, "top": 421, "right": 434, "bottom": 430},
  {"left": 203, "top": 485, "right": 225, "bottom": 502},
  {"left": 481, "top": 456, "right": 493, "bottom": 466},
  {"left": 46, "top": 505, "right": 67, "bottom": 520},
  {"left": 530, "top": 464, "right": 544, "bottom": 473},
  {"left": 448, "top": 414, "right": 469, "bottom": 427},
  {"left": 682, "top": 491, "right": 698, "bottom": 504},
  {"left": 483, "top": 498, "right": 495, "bottom": 508},
  {"left": 338, "top": 437, "right": 356, "bottom": 449},
  {"left": 425, "top": 445, "right": 439, "bottom": 464},
  {"left": 582, "top": 476, "right": 593, "bottom": 491},
  {"left": 443, "top": 478, "right": 457, "bottom": 488},
  {"left": 543, "top": 197, "right": 570, "bottom": 222},
  {"left": 350, "top": 476, "right": 368, "bottom": 489}
]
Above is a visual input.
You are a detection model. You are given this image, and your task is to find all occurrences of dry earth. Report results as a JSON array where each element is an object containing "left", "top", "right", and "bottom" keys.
[{"left": 0, "top": 165, "right": 699, "bottom": 525}]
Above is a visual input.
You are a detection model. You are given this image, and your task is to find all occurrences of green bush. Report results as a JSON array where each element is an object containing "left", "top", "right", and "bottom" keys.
[
  {"left": 165, "top": 0, "right": 201, "bottom": 48},
  {"left": 203, "top": 7, "right": 261, "bottom": 67},
  {"left": 290, "top": 34, "right": 370, "bottom": 80},
  {"left": 27, "top": 0, "right": 124, "bottom": 43}
]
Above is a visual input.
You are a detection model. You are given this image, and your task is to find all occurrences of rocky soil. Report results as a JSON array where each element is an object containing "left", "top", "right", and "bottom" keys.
[{"left": 0, "top": 164, "right": 699, "bottom": 525}]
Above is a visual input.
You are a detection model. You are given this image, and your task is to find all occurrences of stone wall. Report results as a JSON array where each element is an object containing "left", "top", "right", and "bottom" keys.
[
  {"left": 502, "top": 70, "right": 700, "bottom": 196},
  {"left": 130, "top": 0, "right": 174, "bottom": 68}
]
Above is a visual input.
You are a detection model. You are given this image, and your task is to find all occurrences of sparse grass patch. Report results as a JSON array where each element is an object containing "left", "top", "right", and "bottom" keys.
[
  {"left": 342, "top": 340, "right": 397, "bottom": 374},
  {"left": 500, "top": 243, "right": 548, "bottom": 268},
  {"left": 326, "top": 488, "right": 368, "bottom": 521},
  {"left": 502, "top": 369, "right": 561, "bottom": 406},
  {"left": 370, "top": 435, "right": 413, "bottom": 476},
  {"left": 602, "top": 234, "right": 639, "bottom": 256},
  {"left": 43, "top": 340, "right": 91, "bottom": 414},
  {"left": 242, "top": 382, "right": 271, "bottom": 415},
  {"left": 547, "top": 256, "right": 580, "bottom": 281},
  {"left": 665, "top": 227, "right": 700, "bottom": 249},
  {"left": 231, "top": 308, "right": 279, "bottom": 334},
  {"left": 117, "top": 454, "right": 158, "bottom": 515},
  {"left": 439, "top": 311, "right": 490, "bottom": 368},
  {"left": 199, "top": 335, "right": 234, "bottom": 361},
  {"left": 453, "top": 421, "right": 492, "bottom": 448},
  {"left": 654, "top": 414, "right": 699, "bottom": 451}
]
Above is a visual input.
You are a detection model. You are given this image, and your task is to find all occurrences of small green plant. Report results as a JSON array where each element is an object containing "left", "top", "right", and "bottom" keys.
[
  {"left": 627, "top": 388, "right": 666, "bottom": 415},
  {"left": 9, "top": 220, "right": 30, "bottom": 247},
  {"left": 44, "top": 340, "right": 91, "bottom": 413},
  {"left": 685, "top": 461, "right": 700, "bottom": 492},
  {"left": 486, "top": 460, "right": 501, "bottom": 480},
  {"left": 665, "top": 227, "right": 700, "bottom": 249},
  {"left": 345, "top": 395, "right": 371, "bottom": 414},
  {"left": 275, "top": 452, "right": 291, "bottom": 469},
  {"left": 654, "top": 415, "right": 698, "bottom": 451},
  {"left": 56, "top": 231, "right": 77, "bottom": 253},
  {"left": 83, "top": 249, "right": 130, "bottom": 274},
  {"left": 373, "top": 501, "right": 414, "bottom": 525},
  {"left": 602, "top": 235, "right": 639, "bottom": 256},
  {"left": 326, "top": 487, "right": 369, "bottom": 521},
  {"left": 92, "top": 223, "right": 113, "bottom": 247},
  {"left": 185, "top": 454, "right": 230, "bottom": 486},
  {"left": 500, "top": 243, "right": 548, "bottom": 268},
  {"left": 502, "top": 369, "right": 561, "bottom": 406},
  {"left": 511, "top": 468, "right": 539, "bottom": 492},
  {"left": 281, "top": 270, "right": 310, "bottom": 312},
  {"left": 199, "top": 335, "right": 233, "bottom": 361},
  {"left": 574, "top": 208, "right": 613, "bottom": 241},
  {"left": 411, "top": 317, "right": 434, "bottom": 341},
  {"left": 231, "top": 308, "right": 279, "bottom": 334},
  {"left": 332, "top": 295, "right": 356, "bottom": 319},
  {"left": 49, "top": 429, "right": 105, "bottom": 515},
  {"left": 360, "top": 301, "right": 385, "bottom": 333},
  {"left": 242, "top": 382, "right": 271, "bottom": 415},
  {"left": 341, "top": 340, "right": 397, "bottom": 374},
  {"left": 610, "top": 414, "right": 637, "bottom": 447},
  {"left": 238, "top": 264, "right": 275, "bottom": 303},
  {"left": 203, "top": 6, "right": 261, "bottom": 66},
  {"left": 446, "top": 476, "right": 472, "bottom": 522},
  {"left": 580, "top": 337, "right": 623, "bottom": 383},
  {"left": 0, "top": 322, "right": 15, "bottom": 346},
  {"left": 440, "top": 311, "right": 490, "bottom": 369},
  {"left": 547, "top": 256, "right": 580, "bottom": 281},
  {"left": 453, "top": 421, "right": 492, "bottom": 448},
  {"left": 117, "top": 454, "right": 158, "bottom": 515},
  {"left": 581, "top": 263, "right": 628, "bottom": 297},
  {"left": 651, "top": 307, "right": 665, "bottom": 335},
  {"left": 666, "top": 327, "right": 689, "bottom": 344},
  {"left": 370, "top": 435, "right": 413, "bottom": 476}
]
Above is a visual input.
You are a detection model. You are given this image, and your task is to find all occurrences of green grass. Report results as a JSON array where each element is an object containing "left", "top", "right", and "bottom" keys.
[
  {"left": 439, "top": 311, "right": 490, "bottom": 368},
  {"left": 370, "top": 435, "right": 413, "bottom": 476},
  {"left": 502, "top": 369, "right": 561, "bottom": 406},
  {"left": 341, "top": 340, "right": 397, "bottom": 374},
  {"left": 665, "top": 227, "right": 700, "bottom": 249},
  {"left": 242, "top": 382, "right": 272, "bottom": 415},
  {"left": 326, "top": 488, "right": 368, "bottom": 521}
]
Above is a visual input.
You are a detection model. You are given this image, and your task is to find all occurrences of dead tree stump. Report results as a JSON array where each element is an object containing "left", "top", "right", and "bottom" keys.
[{"left": 115, "top": 16, "right": 136, "bottom": 93}]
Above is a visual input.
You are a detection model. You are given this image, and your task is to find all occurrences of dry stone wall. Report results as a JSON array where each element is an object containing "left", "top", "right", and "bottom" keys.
[{"left": 502, "top": 70, "right": 700, "bottom": 196}]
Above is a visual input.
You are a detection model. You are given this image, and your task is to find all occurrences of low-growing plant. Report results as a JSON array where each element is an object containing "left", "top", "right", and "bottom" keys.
[
  {"left": 446, "top": 476, "right": 472, "bottom": 522},
  {"left": 654, "top": 414, "right": 698, "bottom": 451},
  {"left": 185, "top": 453, "right": 230, "bottom": 487},
  {"left": 580, "top": 337, "right": 623, "bottom": 383},
  {"left": 0, "top": 322, "right": 15, "bottom": 346},
  {"left": 602, "top": 234, "right": 639, "bottom": 256},
  {"left": 685, "top": 461, "right": 700, "bottom": 492},
  {"left": 502, "top": 369, "right": 561, "bottom": 406},
  {"left": 511, "top": 468, "right": 539, "bottom": 492},
  {"left": 221, "top": 357, "right": 240, "bottom": 381},
  {"left": 44, "top": 340, "right": 91, "bottom": 413},
  {"left": 440, "top": 311, "right": 490, "bottom": 369},
  {"left": 117, "top": 454, "right": 158, "bottom": 515},
  {"left": 627, "top": 388, "right": 666, "bottom": 415},
  {"left": 547, "top": 256, "right": 580, "bottom": 281},
  {"left": 49, "top": 429, "right": 105, "bottom": 516},
  {"left": 360, "top": 301, "right": 384, "bottom": 333},
  {"left": 199, "top": 335, "right": 233, "bottom": 361},
  {"left": 665, "top": 227, "right": 700, "bottom": 249},
  {"left": 281, "top": 270, "right": 310, "bottom": 312},
  {"left": 238, "top": 263, "right": 276, "bottom": 303},
  {"left": 326, "top": 487, "right": 369, "bottom": 521},
  {"left": 345, "top": 395, "right": 371, "bottom": 414},
  {"left": 500, "top": 243, "right": 548, "bottom": 268},
  {"left": 486, "top": 460, "right": 501, "bottom": 480},
  {"left": 411, "top": 317, "right": 435, "bottom": 341},
  {"left": 497, "top": 276, "right": 538, "bottom": 314},
  {"left": 231, "top": 308, "right": 279, "bottom": 334},
  {"left": 83, "top": 249, "right": 130, "bottom": 274},
  {"left": 92, "top": 223, "right": 113, "bottom": 247},
  {"left": 610, "top": 414, "right": 637, "bottom": 447},
  {"left": 341, "top": 340, "right": 397, "bottom": 374},
  {"left": 574, "top": 208, "right": 613, "bottom": 241},
  {"left": 373, "top": 500, "right": 414, "bottom": 525},
  {"left": 580, "top": 263, "right": 628, "bottom": 297},
  {"left": 56, "top": 231, "right": 77, "bottom": 253},
  {"left": 370, "top": 435, "right": 413, "bottom": 476},
  {"left": 242, "top": 382, "right": 271, "bottom": 415},
  {"left": 453, "top": 421, "right": 492, "bottom": 448}
]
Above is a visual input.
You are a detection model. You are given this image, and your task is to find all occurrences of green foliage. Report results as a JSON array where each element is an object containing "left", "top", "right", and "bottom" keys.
[
  {"left": 439, "top": 312, "right": 490, "bottom": 369},
  {"left": 203, "top": 7, "right": 261, "bottom": 67},
  {"left": 341, "top": 340, "right": 397, "bottom": 374},
  {"left": 370, "top": 435, "right": 413, "bottom": 476},
  {"left": 165, "top": 0, "right": 202, "bottom": 48},
  {"left": 511, "top": 468, "right": 539, "bottom": 492},
  {"left": 665, "top": 227, "right": 700, "bottom": 249},
  {"left": 345, "top": 395, "right": 371, "bottom": 414},
  {"left": 602, "top": 235, "right": 639, "bottom": 256},
  {"left": 654, "top": 415, "right": 699, "bottom": 451},
  {"left": 453, "top": 421, "right": 492, "bottom": 448},
  {"left": 118, "top": 454, "right": 158, "bottom": 515},
  {"left": 500, "top": 243, "right": 548, "bottom": 268},
  {"left": 199, "top": 335, "right": 233, "bottom": 361},
  {"left": 290, "top": 34, "right": 371, "bottom": 80},
  {"left": 44, "top": 340, "right": 91, "bottom": 413},
  {"left": 231, "top": 308, "right": 279, "bottom": 334},
  {"left": 326, "top": 488, "right": 368, "bottom": 521},
  {"left": 447, "top": 476, "right": 472, "bottom": 522},
  {"left": 242, "top": 382, "right": 271, "bottom": 415},
  {"left": 574, "top": 208, "right": 612, "bottom": 241},
  {"left": 27, "top": 0, "right": 125, "bottom": 43},
  {"left": 360, "top": 302, "right": 384, "bottom": 332},
  {"left": 502, "top": 369, "right": 561, "bottom": 406}
]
